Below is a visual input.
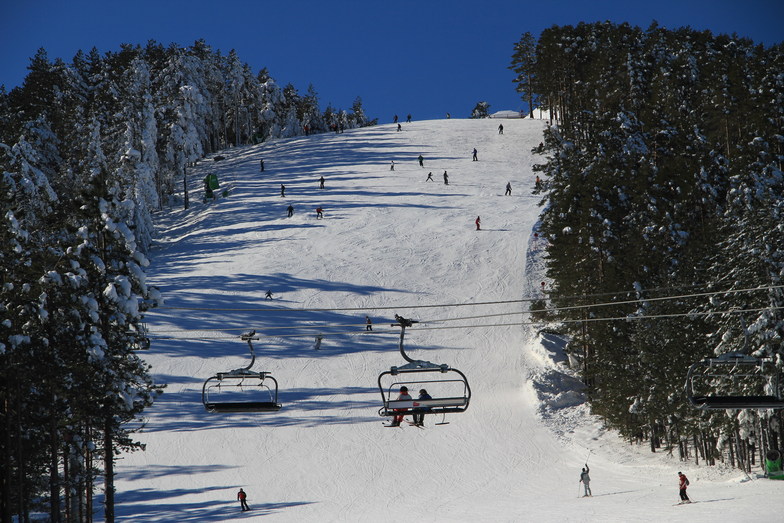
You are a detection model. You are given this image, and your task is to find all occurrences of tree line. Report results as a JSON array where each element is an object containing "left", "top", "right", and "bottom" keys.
[
  {"left": 513, "top": 23, "right": 784, "bottom": 471},
  {"left": 0, "top": 39, "right": 373, "bottom": 522}
]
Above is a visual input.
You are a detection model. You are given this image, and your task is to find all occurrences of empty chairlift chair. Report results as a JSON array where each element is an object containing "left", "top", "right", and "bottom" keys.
[
  {"left": 685, "top": 352, "right": 784, "bottom": 410},
  {"left": 202, "top": 331, "right": 282, "bottom": 413}
]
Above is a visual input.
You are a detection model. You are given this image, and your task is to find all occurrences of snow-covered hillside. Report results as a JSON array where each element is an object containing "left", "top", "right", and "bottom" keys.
[{"left": 115, "top": 119, "right": 783, "bottom": 522}]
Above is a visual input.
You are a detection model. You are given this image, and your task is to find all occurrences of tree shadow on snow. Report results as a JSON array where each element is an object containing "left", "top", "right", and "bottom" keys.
[{"left": 113, "top": 485, "right": 315, "bottom": 521}]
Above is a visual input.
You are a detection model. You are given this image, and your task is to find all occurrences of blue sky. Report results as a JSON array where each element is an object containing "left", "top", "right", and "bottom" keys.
[{"left": 1, "top": 0, "right": 782, "bottom": 122}]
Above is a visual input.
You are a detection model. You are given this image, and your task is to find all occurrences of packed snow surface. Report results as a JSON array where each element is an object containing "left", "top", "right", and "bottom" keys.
[{"left": 116, "top": 119, "right": 783, "bottom": 522}]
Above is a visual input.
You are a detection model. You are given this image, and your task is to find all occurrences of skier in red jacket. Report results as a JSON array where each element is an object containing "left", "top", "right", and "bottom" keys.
[
  {"left": 475, "top": 216, "right": 481, "bottom": 231},
  {"left": 237, "top": 488, "right": 250, "bottom": 511},
  {"left": 678, "top": 472, "right": 690, "bottom": 503}
]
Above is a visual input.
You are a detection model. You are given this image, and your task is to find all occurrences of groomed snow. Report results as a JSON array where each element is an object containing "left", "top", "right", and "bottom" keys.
[{"left": 115, "top": 118, "right": 783, "bottom": 522}]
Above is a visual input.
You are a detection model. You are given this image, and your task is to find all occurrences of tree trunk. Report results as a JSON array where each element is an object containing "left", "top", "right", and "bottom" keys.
[{"left": 103, "top": 417, "right": 114, "bottom": 523}]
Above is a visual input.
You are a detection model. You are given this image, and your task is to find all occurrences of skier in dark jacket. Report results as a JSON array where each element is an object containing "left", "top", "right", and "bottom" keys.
[
  {"left": 505, "top": 182, "right": 512, "bottom": 195},
  {"left": 443, "top": 171, "right": 449, "bottom": 185},
  {"left": 472, "top": 148, "right": 478, "bottom": 161},
  {"left": 418, "top": 154, "right": 424, "bottom": 167},
  {"left": 280, "top": 184, "right": 286, "bottom": 197},
  {"left": 412, "top": 389, "right": 432, "bottom": 426},
  {"left": 287, "top": 204, "right": 294, "bottom": 218}
]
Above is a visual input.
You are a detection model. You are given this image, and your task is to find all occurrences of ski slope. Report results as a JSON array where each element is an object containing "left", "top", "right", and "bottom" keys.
[{"left": 115, "top": 118, "right": 783, "bottom": 522}]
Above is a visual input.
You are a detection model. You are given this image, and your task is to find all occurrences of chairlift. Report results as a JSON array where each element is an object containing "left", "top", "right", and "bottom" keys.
[
  {"left": 685, "top": 351, "right": 784, "bottom": 410},
  {"left": 378, "top": 315, "right": 471, "bottom": 425},
  {"left": 202, "top": 331, "right": 282, "bottom": 413}
]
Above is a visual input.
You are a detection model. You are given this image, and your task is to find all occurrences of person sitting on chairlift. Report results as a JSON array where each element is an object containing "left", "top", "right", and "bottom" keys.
[
  {"left": 389, "top": 386, "right": 411, "bottom": 427},
  {"left": 412, "top": 389, "right": 432, "bottom": 426}
]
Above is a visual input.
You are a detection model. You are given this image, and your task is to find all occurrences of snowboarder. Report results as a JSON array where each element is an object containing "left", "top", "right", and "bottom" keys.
[
  {"left": 505, "top": 182, "right": 512, "bottom": 195},
  {"left": 475, "top": 216, "right": 481, "bottom": 231},
  {"left": 443, "top": 171, "right": 449, "bottom": 185},
  {"left": 280, "top": 184, "right": 286, "bottom": 197},
  {"left": 389, "top": 386, "right": 412, "bottom": 426},
  {"left": 265, "top": 290, "right": 273, "bottom": 300},
  {"left": 319, "top": 176, "right": 325, "bottom": 189},
  {"left": 237, "top": 488, "right": 250, "bottom": 511},
  {"left": 316, "top": 207, "right": 323, "bottom": 219},
  {"left": 498, "top": 123, "right": 504, "bottom": 134},
  {"left": 390, "top": 161, "right": 395, "bottom": 171},
  {"left": 678, "top": 472, "right": 690, "bottom": 503},
  {"left": 472, "top": 148, "right": 478, "bottom": 161},
  {"left": 260, "top": 158, "right": 265, "bottom": 172},
  {"left": 366, "top": 316, "right": 373, "bottom": 331},
  {"left": 412, "top": 389, "right": 432, "bottom": 426},
  {"left": 287, "top": 204, "right": 294, "bottom": 218},
  {"left": 579, "top": 465, "right": 592, "bottom": 497},
  {"left": 418, "top": 154, "right": 424, "bottom": 167},
  {"left": 426, "top": 172, "right": 434, "bottom": 182}
]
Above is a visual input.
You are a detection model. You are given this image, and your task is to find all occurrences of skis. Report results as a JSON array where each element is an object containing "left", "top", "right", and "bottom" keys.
[
  {"left": 673, "top": 501, "right": 695, "bottom": 506},
  {"left": 382, "top": 421, "right": 424, "bottom": 429}
]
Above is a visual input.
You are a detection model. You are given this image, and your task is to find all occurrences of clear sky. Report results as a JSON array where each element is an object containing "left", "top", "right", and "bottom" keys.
[{"left": 1, "top": 0, "right": 782, "bottom": 122}]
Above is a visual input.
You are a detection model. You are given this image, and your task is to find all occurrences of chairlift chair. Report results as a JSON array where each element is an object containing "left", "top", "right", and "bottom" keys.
[
  {"left": 685, "top": 352, "right": 784, "bottom": 410},
  {"left": 202, "top": 331, "right": 282, "bottom": 413},
  {"left": 378, "top": 315, "right": 471, "bottom": 424}
]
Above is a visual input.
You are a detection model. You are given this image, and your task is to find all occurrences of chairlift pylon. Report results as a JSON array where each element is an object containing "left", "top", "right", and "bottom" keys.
[
  {"left": 378, "top": 315, "right": 471, "bottom": 423},
  {"left": 202, "top": 330, "right": 282, "bottom": 413}
]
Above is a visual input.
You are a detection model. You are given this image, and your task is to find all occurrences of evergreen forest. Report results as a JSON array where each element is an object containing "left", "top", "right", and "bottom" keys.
[
  {"left": 512, "top": 22, "right": 784, "bottom": 471},
  {"left": 0, "top": 39, "right": 372, "bottom": 522}
]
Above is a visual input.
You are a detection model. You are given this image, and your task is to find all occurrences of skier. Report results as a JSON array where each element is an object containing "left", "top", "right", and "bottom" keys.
[
  {"left": 498, "top": 123, "right": 504, "bottom": 134},
  {"left": 280, "top": 184, "right": 286, "bottom": 197},
  {"left": 287, "top": 204, "right": 294, "bottom": 218},
  {"left": 316, "top": 206, "right": 323, "bottom": 219},
  {"left": 407, "top": 113, "right": 412, "bottom": 123},
  {"left": 265, "top": 290, "right": 273, "bottom": 300},
  {"left": 259, "top": 158, "right": 265, "bottom": 172},
  {"left": 579, "top": 465, "right": 592, "bottom": 497},
  {"left": 388, "top": 386, "right": 412, "bottom": 427},
  {"left": 418, "top": 154, "right": 424, "bottom": 167},
  {"left": 366, "top": 316, "right": 373, "bottom": 331},
  {"left": 412, "top": 389, "right": 432, "bottom": 426},
  {"left": 678, "top": 472, "right": 690, "bottom": 503},
  {"left": 505, "top": 182, "right": 512, "bottom": 195},
  {"left": 397, "top": 123, "right": 402, "bottom": 132},
  {"left": 390, "top": 161, "right": 395, "bottom": 171},
  {"left": 203, "top": 177, "right": 214, "bottom": 202},
  {"left": 237, "top": 488, "right": 250, "bottom": 511},
  {"left": 393, "top": 114, "right": 398, "bottom": 123},
  {"left": 472, "top": 148, "right": 478, "bottom": 161},
  {"left": 319, "top": 176, "right": 325, "bottom": 189},
  {"left": 475, "top": 216, "right": 481, "bottom": 231},
  {"left": 443, "top": 171, "right": 449, "bottom": 185},
  {"left": 426, "top": 172, "right": 434, "bottom": 182}
]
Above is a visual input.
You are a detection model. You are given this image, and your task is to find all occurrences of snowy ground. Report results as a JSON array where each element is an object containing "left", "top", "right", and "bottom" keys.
[{"left": 115, "top": 118, "right": 783, "bottom": 522}]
